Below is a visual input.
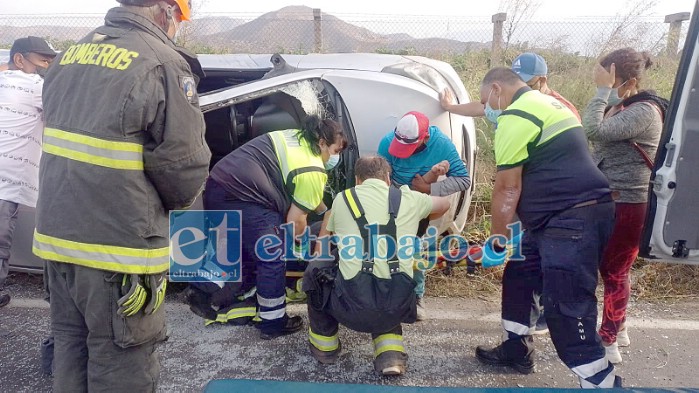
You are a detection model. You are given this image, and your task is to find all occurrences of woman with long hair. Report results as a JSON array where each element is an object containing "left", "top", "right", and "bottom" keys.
[
  {"left": 583, "top": 47, "right": 669, "bottom": 364},
  {"left": 189, "top": 115, "right": 347, "bottom": 340}
]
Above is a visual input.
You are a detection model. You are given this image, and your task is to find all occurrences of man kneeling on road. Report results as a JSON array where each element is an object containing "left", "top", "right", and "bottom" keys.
[{"left": 303, "top": 156, "right": 450, "bottom": 376}]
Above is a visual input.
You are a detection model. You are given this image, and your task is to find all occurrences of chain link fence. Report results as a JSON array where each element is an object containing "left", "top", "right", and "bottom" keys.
[{"left": 0, "top": 8, "right": 691, "bottom": 59}]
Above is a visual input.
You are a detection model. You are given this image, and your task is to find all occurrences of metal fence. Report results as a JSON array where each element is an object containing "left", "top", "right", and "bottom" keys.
[{"left": 0, "top": 9, "right": 691, "bottom": 60}]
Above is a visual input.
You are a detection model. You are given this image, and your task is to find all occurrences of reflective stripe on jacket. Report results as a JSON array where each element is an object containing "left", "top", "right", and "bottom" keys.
[
  {"left": 33, "top": 8, "right": 211, "bottom": 274},
  {"left": 268, "top": 129, "right": 326, "bottom": 212}
]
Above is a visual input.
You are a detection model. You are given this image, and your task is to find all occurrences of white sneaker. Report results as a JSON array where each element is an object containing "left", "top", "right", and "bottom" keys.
[
  {"left": 617, "top": 328, "right": 630, "bottom": 347},
  {"left": 604, "top": 342, "right": 622, "bottom": 364},
  {"left": 416, "top": 297, "right": 427, "bottom": 321}
]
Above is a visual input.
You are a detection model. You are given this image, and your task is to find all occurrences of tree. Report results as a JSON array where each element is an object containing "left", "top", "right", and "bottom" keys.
[
  {"left": 597, "top": 0, "right": 659, "bottom": 55},
  {"left": 499, "top": 0, "right": 542, "bottom": 50},
  {"left": 175, "top": 0, "right": 207, "bottom": 48}
]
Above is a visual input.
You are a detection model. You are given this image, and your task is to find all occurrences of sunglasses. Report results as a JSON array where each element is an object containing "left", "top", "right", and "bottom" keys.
[{"left": 394, "top": 129, "right": 420, "bottom": 144}]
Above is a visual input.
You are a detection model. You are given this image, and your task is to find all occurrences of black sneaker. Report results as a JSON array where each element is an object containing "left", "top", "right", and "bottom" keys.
[
  {"left": 260, "top": 315, "right": 304, "bottom": 340},
  {"left": 0, "top": 293, "right": 10, "bottom": 308},
  {"left": 475, "top": 344, "right": 535, "bottom": 374},
  {"left": 184, "top": 287, "right": 217, "bottom": 321}
]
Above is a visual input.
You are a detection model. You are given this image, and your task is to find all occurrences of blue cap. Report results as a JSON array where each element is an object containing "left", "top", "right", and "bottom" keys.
[{"left": 511, "top": 53, "right": 548, "bottom": 83}]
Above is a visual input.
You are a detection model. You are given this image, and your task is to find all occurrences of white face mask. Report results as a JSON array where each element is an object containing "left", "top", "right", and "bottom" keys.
[
  {"left": 172, "top": 18, "right": 182, "bottom": 42},
  {"left": 608, "top": 80, "right": 628, "bottom": 106},
  {"left": 325, "top": 154, "right": 340, "bottom": 170}
]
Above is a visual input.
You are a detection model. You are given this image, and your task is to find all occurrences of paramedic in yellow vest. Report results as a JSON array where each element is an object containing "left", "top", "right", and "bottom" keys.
[
  {"left": 200, "top": 115, "right": 347, "bottom": 339},
  {"left": 34, "top": 1, "right": 211, "bottom": 392},
  {"left": 303, "top": 156, "right": 449, "bottom": 376},
  {"left": 473, "top": 67, "right": 620, "bottom": 388}
]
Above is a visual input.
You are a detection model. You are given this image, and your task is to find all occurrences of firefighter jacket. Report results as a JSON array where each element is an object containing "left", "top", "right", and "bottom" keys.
[{"left": 33, "top": 8, "right": 211, "bottom": 274}]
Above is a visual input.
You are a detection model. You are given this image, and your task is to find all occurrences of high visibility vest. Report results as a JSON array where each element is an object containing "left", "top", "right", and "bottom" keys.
[{"left": 268, "top": 129, "right": 326, "bottom": 210}]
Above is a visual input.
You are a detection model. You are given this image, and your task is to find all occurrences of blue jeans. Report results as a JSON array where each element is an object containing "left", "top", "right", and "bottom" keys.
[{"left": 413, "top": 270, "right": 426, "bottom": 298}]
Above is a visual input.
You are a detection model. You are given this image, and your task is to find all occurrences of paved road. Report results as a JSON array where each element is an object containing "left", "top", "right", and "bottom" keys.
[{"left": 1, "top": 272, "right": 699, "bottom": 392}]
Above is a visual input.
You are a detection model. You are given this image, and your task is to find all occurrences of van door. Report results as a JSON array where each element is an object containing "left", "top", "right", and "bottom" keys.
[{"left": 640, "top": 1, "right": 699, "bottom": 265}]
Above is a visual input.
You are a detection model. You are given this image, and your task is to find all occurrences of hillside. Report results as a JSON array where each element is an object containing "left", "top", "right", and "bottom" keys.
[
  {"left": 0, "top": 7, "right": 487, "bottom": 54},
  {"left": 197, "top": 6, "right": 484, "bottom": 54}
]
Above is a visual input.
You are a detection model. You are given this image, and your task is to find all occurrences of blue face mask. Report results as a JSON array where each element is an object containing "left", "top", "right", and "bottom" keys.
[
  {"left": 484, "top": 88, "right": 502, "bottom": 124},
  {"left": 325, "top": 154, "right": 340, "bottom": 170}
]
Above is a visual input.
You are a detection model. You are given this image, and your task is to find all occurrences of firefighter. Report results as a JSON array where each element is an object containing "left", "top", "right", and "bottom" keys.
[
  {"left": 33, "top": 1, "right": 211, "bottom": 392},
  {"left": 473, "top": 68, "right": 621, "bottom": 388},
  {"left": 190, "top": 115, "right": 347, "bottom": 339},
  {"left": 303, "top": 156, "right": 450, "bottom": 375}
]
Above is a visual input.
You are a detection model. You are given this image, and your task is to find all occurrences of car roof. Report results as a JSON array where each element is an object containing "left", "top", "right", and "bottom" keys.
[
  {"left": 0, "top": 49, "right": 442, "bottom": 75},
  {"left": 197, "top": 53, "right": 426, "bottom": 72}
]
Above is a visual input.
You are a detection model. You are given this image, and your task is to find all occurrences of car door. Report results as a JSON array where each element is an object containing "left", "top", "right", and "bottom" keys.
[{"left": 640, "top": 0, "right": 699, "bottom": 264}]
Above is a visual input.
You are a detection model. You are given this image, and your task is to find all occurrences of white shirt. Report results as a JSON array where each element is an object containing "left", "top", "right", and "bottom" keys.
[{"left": 0, "top": 70, "right": 44, "bottom": 207}]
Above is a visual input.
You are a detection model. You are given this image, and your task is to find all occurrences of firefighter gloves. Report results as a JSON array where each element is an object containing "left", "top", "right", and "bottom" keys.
[
  {"left": 145, "top": 273, "right": 168, "bottom": 315},
  {"left": 117, "top": 273, "right": 167, "bottom": 317},
  {"left": 117, "top": 274, "right": 148, "bottom": 317}
]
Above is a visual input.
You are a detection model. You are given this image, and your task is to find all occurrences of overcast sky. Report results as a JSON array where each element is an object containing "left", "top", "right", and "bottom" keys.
[{"left": 0, "top": 0, "right": 695, "bottom": 18}]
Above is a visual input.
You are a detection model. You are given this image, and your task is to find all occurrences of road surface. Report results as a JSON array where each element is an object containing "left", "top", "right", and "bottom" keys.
[{"left": 1, "top": 272, "right": 698, "bottom": 392}]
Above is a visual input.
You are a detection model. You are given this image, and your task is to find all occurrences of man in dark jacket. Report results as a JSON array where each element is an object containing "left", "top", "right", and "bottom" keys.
[{"left": 34, "top": 1, "right": 210, "bottom": 391}]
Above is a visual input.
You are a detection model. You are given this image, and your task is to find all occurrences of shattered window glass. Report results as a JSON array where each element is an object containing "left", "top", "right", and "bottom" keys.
[{"left": 279, "top": 80, "right": 331, "bottom": 120}]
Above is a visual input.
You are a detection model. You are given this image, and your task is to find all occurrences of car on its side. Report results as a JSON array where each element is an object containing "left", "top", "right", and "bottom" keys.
[{"left": 3, "top": 51, "right": 477, "bottom": 273}]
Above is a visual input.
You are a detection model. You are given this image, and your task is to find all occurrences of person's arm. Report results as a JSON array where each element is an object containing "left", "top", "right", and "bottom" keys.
[
  {"left": 314, "top": 208, "right": 333, "bottom": 256},
  {"left": 288, "top": 169, "right": 327, "bottom": 237},
  {"left": 287, "top": 204, "right": 309, "bottom": 238},
  {"left": 440, "top": 89, "right": 486, "bottom": 117},
  {"left": 142, "top": 60, "right": 211, "bottom": 210},
  {"left": 0, "top": 63, "right": 8, "bottom": 72},
  {"left": 34, "top": 76, "right": 45, "bottom": 111},
  {"left": 429, "top": 137, "right": 471, "bottom": 196},
  {"left": 583, "top": 63, "right": 653, "bottom": 142},
  {"left": 489, "top": 109, "right": 540, "bottom": 241},
  {"left": 583, "top": 97, "right": 657, "bottom": 142},
  {"left": 490, "top": 167, "right": 522, "bottom": 241},
  {"left": 314, "top": 201, "right": 328, "bottom": 215},
  {"left": 421, "top": 160, "right": 449, "bottom": 184},
  {"left": 428, "top": 195, "right": 450, "bottom": 220}
]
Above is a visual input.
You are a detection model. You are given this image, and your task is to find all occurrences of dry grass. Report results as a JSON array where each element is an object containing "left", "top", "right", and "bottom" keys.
[
  {"left": 426, "top": 260, "right": 699, "bottom": 301},
  {"left": 425, "top": 266, "right": 503, "bottom": 301},
  {"left": 632, "top": 260, "right": 699, "bottom": 300}
]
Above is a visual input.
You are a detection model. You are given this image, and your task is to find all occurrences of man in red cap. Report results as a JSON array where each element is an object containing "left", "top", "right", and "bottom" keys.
[{"left": 377, "top": 111, "right": 471, "bottom": 319}]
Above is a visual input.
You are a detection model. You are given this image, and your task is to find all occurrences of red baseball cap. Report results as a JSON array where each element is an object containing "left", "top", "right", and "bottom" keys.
[{"left": 388, "top": 111, "right": 430, "bottom": 159}]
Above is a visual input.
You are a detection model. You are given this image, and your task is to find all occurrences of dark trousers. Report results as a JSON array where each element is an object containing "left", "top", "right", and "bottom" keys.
[
  {"left": 501, "top": 202, "right": 616, "bottom": 387},
  {"left": 308, "top": 304, "right": 403, "bottom": 354},
  {"left": 203, "top": 178, "right": 287, "bottom": 333},
  {"left": 501, "top": 231, "right": 543, "bottom": 357},
  {"left": 304, "top": 259, "right": 406, "bottom": 356},
  {"left": 46, "top": 261, "right": 166, "bottom": 393},
  {"left": 0, "top": 199, "right": 19, "bottom": 289},
  {"left": 599, "top": 202, "right": 647, "bottom": 344}
]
